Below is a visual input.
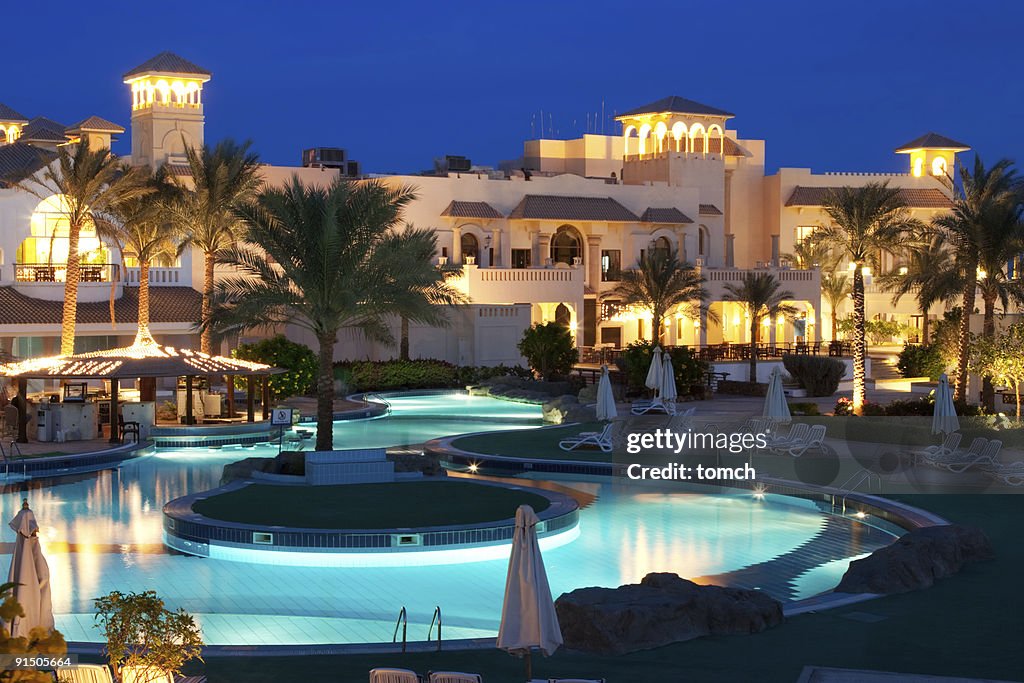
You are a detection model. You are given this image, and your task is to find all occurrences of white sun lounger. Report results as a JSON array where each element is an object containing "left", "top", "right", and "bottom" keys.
[
  {"left": 56, "top": 665, "right": 115, "bottom": 683},
  {"left": 984, "top": 460, "right": 1024, "bottom": 486},
  {"left": 766, "top": 422, "right": 809, "bottom": 449},
  {"left": 429, "top": 672, "right": 483, "bottom": 683},
  {"left": 768, "top": 424, "right": 826, "bottom": 457},
  {"left": 911, "top": 432, "right": 962, "bottom": 462},
  {"left": 924, "top": 437, "right": 987, "bottom": 469},
  {"left": 559, "top": 422, "right": 614, "bottom": 452},
  {"left": 370, "top": 669, "right": 420, "bottom": 683},
  {"left": 942, "top": 439, "right": 1003, "bottom": 473},
  {"left": 630, "top": 398, "right": 676, "bottom": 416}
]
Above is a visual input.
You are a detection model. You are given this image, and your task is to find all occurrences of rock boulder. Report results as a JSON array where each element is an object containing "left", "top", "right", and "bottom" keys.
[
  {"left": 835, "top": 524, "right": 994, "bottom": 594},
  {"left": 555, "top": 572, "right": 783, "bottom": 655},
  {"left": 542, "top": 395, "right": 596, "bottom": 424}
]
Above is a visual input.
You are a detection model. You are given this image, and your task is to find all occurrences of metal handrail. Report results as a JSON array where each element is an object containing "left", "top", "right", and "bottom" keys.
[
  {"left": 392, "top": 606, "right": 407, "bottom": 653},
  {"left": 427, "top": 605, "right": 442, "bottom": 651}
]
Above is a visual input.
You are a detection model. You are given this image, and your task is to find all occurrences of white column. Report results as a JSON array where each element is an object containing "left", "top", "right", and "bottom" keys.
[
  {"left": 490, "top": 228, "right": 501, "bottom": 267},
  {"left": 587, "top": 235, "right": 601, "bottom": 288}
]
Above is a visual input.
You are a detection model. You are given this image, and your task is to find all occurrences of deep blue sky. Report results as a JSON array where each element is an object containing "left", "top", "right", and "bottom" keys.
[{"left": 5, "top": 1, "right": 1020, "bottom": 175}]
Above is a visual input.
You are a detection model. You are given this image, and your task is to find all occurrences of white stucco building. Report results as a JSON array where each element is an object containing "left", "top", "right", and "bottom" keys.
[{"left": 0, "top": 53, "right": 971, "bottom": 370}]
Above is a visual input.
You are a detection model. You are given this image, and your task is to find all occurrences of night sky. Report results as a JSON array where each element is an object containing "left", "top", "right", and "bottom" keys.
[{"left": 5, "top": 0, "right": 1019, "bottom": 175}]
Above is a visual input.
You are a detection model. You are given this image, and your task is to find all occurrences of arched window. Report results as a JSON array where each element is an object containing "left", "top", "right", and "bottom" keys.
[
  {"left": 931, "top": 156, "right": 948, "bottom": 177},
  {"left": 698, "top": 227, "right": 708, "bottom": 257},
  {"left": 913, "top": 158, "right": 924, "bottom": 177},
  {"left": 555, "top": 303, "right": 571, "bottom": 327},
  {"left": 650, "top": 236, "right": 671, "bottom": 261},
  {"left": 16, "top": 195, "right": 109, "bottom": 282},
  {"left": 551, "top": 226, "right": 582, "bottom": 265},
  {"left": 623, "top": 125, "right": 638, "bottom": 156},
  {"left": 653, "top": 121, "right": 668, "bottom": 153},
  {"left": 461, "top": 232, "right": 479, "bottom": 263}
]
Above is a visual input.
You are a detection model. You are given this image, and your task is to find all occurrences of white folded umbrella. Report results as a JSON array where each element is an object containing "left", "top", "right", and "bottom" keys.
[
  {"left": 596, "top": 365, "right": 617, "bottom": 421},
  {"left": 645, "top": 346, "right": 664, "bottom": 397},
  {"left": 932, "top": 373, "right": 959, "bottom": 435},
  {"left": 6, "top": 501, "right": 54, "bottom": 638},
  {"left": 661, "top": 354, "right": 678, "bottom": 403},
  {"left": 762, "top": 366, "right": 791, "bottom": 422}
]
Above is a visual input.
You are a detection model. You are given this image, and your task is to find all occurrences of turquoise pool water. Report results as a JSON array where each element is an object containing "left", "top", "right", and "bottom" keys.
[{"left": 0, "top": 393, "right": 896, "bottom": 646}]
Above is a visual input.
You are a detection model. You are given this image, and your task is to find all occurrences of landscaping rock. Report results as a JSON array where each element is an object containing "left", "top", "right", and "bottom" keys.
[
  {"left": 835, "top": 524, "right": 994, "bottom": 594},
  {"left": 555, "top": 572, "right": 783, "bottom": 655},
  {"left": 220, "top": 450, "right": 306, "bottom": 485},
  {"left": 542, "top": 395, "right": 595, "bottom": 424},
  {"left": 577, "top": 383, "right": 599, "bottom": 405}
]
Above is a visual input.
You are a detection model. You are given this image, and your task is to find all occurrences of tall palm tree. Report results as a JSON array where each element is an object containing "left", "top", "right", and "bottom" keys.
[
  {"left": 171, "top": 139, "right": 262, "bottom": 354},
  {"left": 18, "top": 138, "right": 149, "bottom": 354},
  {"left": 818, "top": 182, "right": 922, "bottom": 413},
  {"left": 879, "top": 235, "right": 960, "bottom": 345},
  {"left": 934, "top": 156, "right": 1024, "bottom": 406},
  {"left": 612, "top": 246, "right": 709, "bottom": 343},
  {"left": 821, "top": 272, "right": 852, "bottom": 341},
  {"left": 96, "top": 168, "right": 185, "bottom": 330},
  {"left": 209, "top": 177, "right": 463, "bottom": 451},
  {"left": 782, "top": 231, "right": 841, "bottom": 271},
  {"left": 723, "top": 272, "right": 797, "bottom": 381}
]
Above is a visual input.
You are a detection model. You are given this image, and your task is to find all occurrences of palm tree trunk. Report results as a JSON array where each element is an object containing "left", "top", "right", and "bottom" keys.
[
  {"left": 316, "top": 330, "right": 337, "bottom": 451},
  {"left": 60, "top": 221, "right": 83, "bottom": 356},
  {"left": 400, "top": 316, "right": 410, "bottom": 361},
  {"left": 831, "top": 307, "right": 838, "bottom": 342},
  {"left": 138, "top": 260, "right": 151, "bottom": 330},
  {"left": 954, "top": 278, "right": 976, "bottom": 403},
  {"left": 982, "top": 293, "right": 997, "bottom": 411},
  {"left": 201, "top": 250, "right": 215, "bottom": 355},
  {"left": 921, "top": 307, "right": 930, "bottom": 345},
  {"left": 749, "top": 319, "right": 757, "bottom": 382},
  {"left": 653, "top": 313, "right": 663, "bottom": 344},
  {"left": 852, "top": 267, "right": 866, "bottom": 414}
]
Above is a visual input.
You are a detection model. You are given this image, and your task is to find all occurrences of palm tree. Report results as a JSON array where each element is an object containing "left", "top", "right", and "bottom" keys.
[
  {"left": 723, "top": 272, "right": 797, "bottom": 381},
  {"left": 878, "top": 235, "right": 960, "bottom": 345},
  {"left": 821, "top": 272, "right": 852, "bottom": 341},
  {"left": 171, "top": 139, "right": 262, "bottom": 354},
  {"left": 612, "top": 246, "right": 709, "bottom": 343},
  {"left": 18, "top": 138, "right": 149, "bottom": 354},
  {"left": 209, "top": 177, "right": 462, "bottom": 451},
  {"left": 96, "top": 167, "right": 185, "bottom": 330},
  {"left": 782, "top": 231, "right": 840, "bottom": 271},
  {"left": 934, "top": 157, "right": 1024, "bottom": 406},
  {"left": 818, "top": 182, "right": 923, "bottom": 413}
]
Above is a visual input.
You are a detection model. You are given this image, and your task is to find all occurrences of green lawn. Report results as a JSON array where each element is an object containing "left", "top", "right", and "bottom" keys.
[
  {"left": 173, "top": 494, "right": 1024, "bottom": 682},
  {"left": 191, "top": 480, "right": 551, "bottom": 529}
]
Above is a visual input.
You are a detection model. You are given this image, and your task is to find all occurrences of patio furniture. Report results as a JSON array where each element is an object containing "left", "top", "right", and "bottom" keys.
[
  {"left": 983, "top": 460, "right": 1024, "bottom": 486},
  {"left": 779, "top": 424, "right": 827, "bottom": 457},
  {"left": 943, "top": 439, "right": 1002, "bottom": 473},
  {"left": 910, "top": 432, "right": 962, "bottom": 462},
  {"left": 559, "top": 422, "right": 614, "bottom": 452},
  {"left": 923, "top": 437, "right": 987, "bottom": 469},
  {"left": 370, "top": 669, "right": 420, "bottom": 683},
  {"left": 119, "top": 416, "right": 141, "bottom": 443},
  {"left": 428, "top": 673, "right": 482, "bottom": 683},
  {"left": 56, "top": 664, "right": 115, "bottom": 683},
  {"left": 630, "top": 399, "right": 676, "bottom": 416},
  {"left": 766, "top": 422, "right": 809, "bottom": 449}
]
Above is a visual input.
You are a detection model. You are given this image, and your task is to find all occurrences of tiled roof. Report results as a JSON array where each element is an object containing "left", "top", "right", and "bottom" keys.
[
  {"left": 20, "top": 117, "right": 66, "bottom": 143},
  {"left": 619, "top": 96, "right": 734, "bottom": 119},
  {"left": 0, "top": 286, "right": 201, "bottom": 326},
  {"left": 0, "top": 143, "right": 56, "bottom": 186},
  {"left": 785, "top": 186, "right": 954, "bottom": 209},
  {"left": 440, "top": 200, "right": 503, "bottom": 219},
  {"left": 699, "top": 203, "right": 723, "bottom": 216},
  {"left": 640, "top": 207, "right": 693, "bottom": 224},
  {"left": 895, "top": 132, "right": 970, "bottom": 153},
  {"left": 124, "top": 52, "right": 211, "bottom": 79},
  {"left": 508, "top": 195, "right": 639, "bottom": 222},
  {"left": 66, "top": 116, "right": 124, "bottom": 134},
  {"left": 706, "top": 137, "right": 750, "bottom": 157},
  {"left": 0, "top": 103, "right": 28, "bottom": 123}
]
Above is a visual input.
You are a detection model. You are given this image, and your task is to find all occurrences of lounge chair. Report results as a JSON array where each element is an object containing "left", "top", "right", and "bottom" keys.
[
  {"left": 369, "top": 669, "right": 421, "bottom": 683},
  {"left": 56, "top": 665, "right": 115, "bottom": 683},
  {"left": 770, "top": 424, "right": 826, "bottom": 457},
  {"left": 559, "top": 422, "right": 614, "bottom": 452},
  {"left": 121, "top": 666, "right": 173, "bottom": 683},
  {"left": 942, "top": 439, "right": 1003, "bottom": 473},
  {"left": 766, "top": 423, "right": 809, "bottom": 449},
  {"left": 911, "top": 432, "right": 962, "bottom": 463},
  {"left": 924, "top": 437, "right": 987, "bottom": 469},
  {"left": 630, "top": 398, "right": 676, "bottom": 416},
  {"left": 428, "top": 673, "right": 482, "bottom": 683},
  {"left": 984, "top": 460, "right": 1024, "bottom": 486}
]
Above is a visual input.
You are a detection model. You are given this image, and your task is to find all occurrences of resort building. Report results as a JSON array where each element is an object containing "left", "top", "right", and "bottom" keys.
[{"left": 0, "top": 52, "right": 969, "bottom": 370}]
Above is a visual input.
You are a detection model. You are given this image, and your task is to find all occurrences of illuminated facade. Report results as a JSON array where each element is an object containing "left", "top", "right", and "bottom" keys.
[{"left": 0, "top": 52, "right": 971, "bottom": 369}]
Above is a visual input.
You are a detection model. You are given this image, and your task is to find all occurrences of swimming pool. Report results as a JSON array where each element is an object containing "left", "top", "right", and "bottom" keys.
[{"left": 0, "top": 393, "right": 899, "bottom": 646}]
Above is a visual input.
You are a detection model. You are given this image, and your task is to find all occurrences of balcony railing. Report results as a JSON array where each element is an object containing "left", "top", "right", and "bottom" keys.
[{"left": 14, "top": 263, "right": 120, "bottom": 283}]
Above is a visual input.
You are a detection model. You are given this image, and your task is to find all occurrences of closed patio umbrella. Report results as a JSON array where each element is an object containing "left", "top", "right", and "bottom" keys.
[
  {"left": 497, "top": 505, "right": 563, "bottom": 679},
  {"left": 762, "top": 366, "right": 791, "bottom": 422},
  {"left": 661, "top": 353, "right": 678, "bottom": 403},
  {"left": 6, "top": 500, "right": 54, "bottom": 638},
  {"left": 932, "top": 373, "right": 959, "bottom": 435},
  {"left": 596, "top": 365, "right": 617, "bottom": 421},
  {"left": 645, "top": 346, "right": 664, "bottom": 398}
]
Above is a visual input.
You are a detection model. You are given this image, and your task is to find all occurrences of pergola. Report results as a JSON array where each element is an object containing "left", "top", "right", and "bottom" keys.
[{"left": 0, "top": 328, "right": 282, "bottom": 444}]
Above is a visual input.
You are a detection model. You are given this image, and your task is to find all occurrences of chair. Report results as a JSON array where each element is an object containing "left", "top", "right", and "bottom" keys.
[
  {"left": 428, "top": 673, "right": 482, "bottom": 683},
  {"left": 924, "top": 437, "right": 987, "bottom": 469},
  {"left": 56, "top": 664, "right": 115, "bottom": 683},
  {"left": 119, "top": 416, "right": 141, "bottom": 443},
  {"left": 630, "top": 398, "right": 676, "bottom": 416},
  {"left": 911, "top": 432, "right": 962, "bottom": 463},
  {"left": 781, "top": 424, "right": 827, "bottom": 457},
  {"left": 943, "top": 439, "right": 1003, "bottom": 473},
  {"left": 984, "top": 460, "right": 1024, "bottom": 486},
  {"left": 121, "top": 666, "right": 173, "bottom": 683},
  {"left": 370, "top": 669, "right": 421, "bottom": 683},
  {"left": 559, "top": 422, "right": 614, "bottom": 453},
  {"left": 766, "top": 422, "right": 809, "bottom": 449}
]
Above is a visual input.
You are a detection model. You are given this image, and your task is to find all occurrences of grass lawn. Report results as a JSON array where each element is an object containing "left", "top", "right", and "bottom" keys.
[
  {"left": 173, "top": 494, "right": 1024, "bottom": 681},
  {"left": 191, "top": 480, "right": 551, "bottom": 529}
]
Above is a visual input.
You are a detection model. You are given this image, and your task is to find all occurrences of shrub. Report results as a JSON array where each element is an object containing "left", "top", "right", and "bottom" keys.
[
  {"left": 788, "top": 401, "right": 821, "bottom": 416},
  {"left": 334, "top": 359, "right": 458, "bottom": 393},
  {"left": 717, "top": 380, "right": 767, "bottom": 396},
  {"left": 616, "top": 340, "right": 708, "bottom": 393},
  {"left": 233, "top": 335, "right": 317, "bottom": 400},
  {"left": 897, "top": 344, "right": 946, "bottom": 380},
  {"left": 517, "top": 322, "right": 578, "bottom": 381},
  {"left": 782, "top": 354, "right": 845, "bottom": 396}
]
